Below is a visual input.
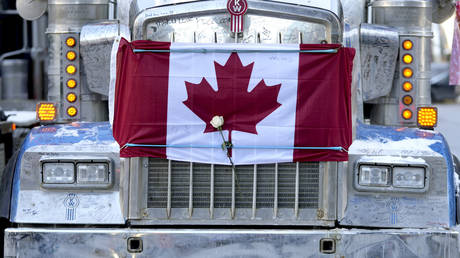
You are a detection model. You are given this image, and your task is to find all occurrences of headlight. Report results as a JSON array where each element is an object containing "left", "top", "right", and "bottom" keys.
[
  {"left": 43, "top": 163, "right": 75, "bottom": 184},
  {"left": 358, "top": 165, "right": 390, "bottom": 187},
  {"left": 393, "top": 166, "right": 425, "bottom": 189},
  {"left": 77, "top": 163, "right": 109, "bottom": 184},
  {"left": 41, "top": 159, "right": 112, "bottom": 189},
  {"left": 354, "top": 161, "right": 429, "bottom": 193}
]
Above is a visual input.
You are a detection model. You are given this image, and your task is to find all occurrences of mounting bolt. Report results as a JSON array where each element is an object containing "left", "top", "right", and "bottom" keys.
[{"left": 317, "top": 209, "right": 325, "bottom": 219}]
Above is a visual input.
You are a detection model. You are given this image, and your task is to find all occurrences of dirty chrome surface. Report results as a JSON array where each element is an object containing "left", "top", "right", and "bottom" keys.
[
  {"left": 10, "top": 123, "right": 125, "bottom": 224},
  {"left": 80, "top": 21, "right": 130, "bottom": 96},
  {"left": 360, "top": 23, "right": 399, "bottom": 101},
  {"left": 131, "top": 0, "right": 342, "bottom": 44},
  {"left": 5, "top": 227, "right": 460, "bottom": 257},
  {"left": 340, "top": 123, "right": 455, "bottom": 228},
  {"left": 129, "top": 0, "right": 342, "bottom": 29},
  {"left": 370, "top": 0, "right": 433, "bottom": 126}
]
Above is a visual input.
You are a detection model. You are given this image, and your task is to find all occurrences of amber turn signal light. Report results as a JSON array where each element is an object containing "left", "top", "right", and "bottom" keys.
[
  {"left": 66, "top": 93, "right": 77, "bottom": 103},
  {"left": 67, "top": 79, "right": 77, "bottom": 88},
  {"left": 66, "top": 37, "right": 76, "bottom": 47},
  {"left": 403, "top": 68, "right": 413, "bottom": 78},
  {"left": 36, "top": 103, "right": 57, "bottom": 121},
  {"left": 403, "top": 95, "right": 413, "bottom": 105},
  {"left": 403, "top": 82, "right": 413, "bottom": 92},
  {"left": 403, "top": 40, "right": 413, "bottom": 50},
  {"left": 402, "top": 109, "right": 412, "bottom": 120},
  {"left": 66, "top": 65, "right": 76, "bottom": 75},
  {"left": 403, "top": 54, "right": 413, "bottom": 64},
  {"left": 417, "top": 107, "right": 437, "bottom": 129},
  {"left": 66, "top": 51, "right": 76, "bottom": 61},
  {"left": 67, "top": 106, "right": 78, "bottom": 117}
]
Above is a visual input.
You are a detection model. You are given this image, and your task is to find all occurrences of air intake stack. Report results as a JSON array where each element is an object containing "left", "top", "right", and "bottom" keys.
[
  {"left": 46, "top": 0, "right": 109, "bottom": 122},
  {"left": 371, "top": 0, "right": 433, "bottom": 126}
]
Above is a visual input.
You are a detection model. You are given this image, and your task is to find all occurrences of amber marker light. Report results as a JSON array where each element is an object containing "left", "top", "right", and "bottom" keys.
[
  {"left": 403, "top": 68, "right": 413, "bottom": 78},
  {"left": 67, "top": 79, "right": 77, "bottom": 88},
  {"left": 417, "top": 107, "right": 438, "bottom": 129},
  {"left": 403, "top": 95, "right": 413, "bottom": 105},
  {"left": 403, "top": 54, "right": 413, "bottom": 64},
  {"left": 36, "top": 103, "right": 57, "bottom": 121},
  {"left": 67, "top": 106, "right": 78, "bottom": 117},
  {"left": 403, "top": 81, "right": 413, "bottom": 92},
  {"left": 66, "top": 93, "right": 77, "bottom": 103},
  {"left": 66, "top": 65, "right": 76, "bottom": 75},
  {"left": 403, "top": 40, "right": 413, "bottom": 50},
  {"left": 66, "top": 37, "right": 76, "bottom": 47},
  {"left": 402, "top": 109, "right": 412, "bottom": 120},
  {"left": 66, "top": 51, "right": 76, "bottom": 61}
]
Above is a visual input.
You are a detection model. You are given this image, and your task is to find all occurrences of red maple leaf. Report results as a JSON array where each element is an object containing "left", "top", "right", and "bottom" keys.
[{"left": 183, "top": 52, "right": 282, "bottom": 143}]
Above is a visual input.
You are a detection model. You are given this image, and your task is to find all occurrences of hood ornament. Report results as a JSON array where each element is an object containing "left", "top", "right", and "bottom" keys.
[{"left": 227, "top": 0, "right": 248, "bottom": 34}]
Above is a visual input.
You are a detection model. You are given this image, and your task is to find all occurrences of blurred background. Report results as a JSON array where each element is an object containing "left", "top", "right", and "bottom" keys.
[{"left": 433, "top": 15, "right": 460, "bottom": 158}]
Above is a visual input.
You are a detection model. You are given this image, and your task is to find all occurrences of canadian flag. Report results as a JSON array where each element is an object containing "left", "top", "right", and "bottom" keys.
[{"left": 110, "top": 38, "right": 355, "bottom": 165}]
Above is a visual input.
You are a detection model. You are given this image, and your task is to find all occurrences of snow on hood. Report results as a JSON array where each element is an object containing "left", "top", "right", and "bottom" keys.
[{"left": 350, "top": 137, "right": 443, "bottom": 157}]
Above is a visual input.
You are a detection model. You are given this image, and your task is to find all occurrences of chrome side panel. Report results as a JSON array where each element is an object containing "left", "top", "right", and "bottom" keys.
[
  {"left": 131, "top": 0, "right": 342, "bottom": 44},
  {"left": 340, "top": 124, "right": 453, "bottom": 228},
  {"left": 12, "top": 147, "right": 124, "bottom": 224},
  {"left": 5, "top": 227, "right": 460, "bottom": 257},
  {"left": 343, "top": 23, "right": 364, "bottom": 134},
  {"left": 341, "top": 154, "right": 450, "bottom": 228},
  {"left": 360, "top": 23, "right": 399, "bottom": 101},
  {"left": 80, "top": 21, "right": 130, "bottom": 96},
  {"left": 10, "top": 124, "right": 124, "bottom": 224}
]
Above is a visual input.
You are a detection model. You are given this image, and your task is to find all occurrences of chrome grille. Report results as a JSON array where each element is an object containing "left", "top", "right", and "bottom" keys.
[
  {"left": 147, "top": 159, "right": 320, "bottom": 211},
  {"left": 192, "top": 163, "right": 211, "bottom": 208}
]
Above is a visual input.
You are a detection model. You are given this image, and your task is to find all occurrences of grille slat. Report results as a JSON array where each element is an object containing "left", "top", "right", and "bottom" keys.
[{"left": 147, "top": 159, "right": 320, "bottom": 213}]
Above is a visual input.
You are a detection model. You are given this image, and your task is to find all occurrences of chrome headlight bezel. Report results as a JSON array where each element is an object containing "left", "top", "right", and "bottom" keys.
[
  {"left": 41, "top": 158, "right": 113, "bottom": 189},
  {"left": 354, "top": 159, "right": 430, "bottom": 193}
]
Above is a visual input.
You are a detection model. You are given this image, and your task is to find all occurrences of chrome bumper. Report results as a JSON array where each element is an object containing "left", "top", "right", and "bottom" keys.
[{"left": 5, "top": 227, "right": 460, "bottom": 257}]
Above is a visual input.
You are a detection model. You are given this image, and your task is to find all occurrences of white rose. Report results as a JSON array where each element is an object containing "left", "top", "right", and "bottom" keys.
[{"left": 210, "top": 116, "right": 224, "bottom": 129}]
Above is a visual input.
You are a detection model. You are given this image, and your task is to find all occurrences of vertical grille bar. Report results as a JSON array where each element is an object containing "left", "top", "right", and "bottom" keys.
[
  {"left": 274, "top": 163, "right": 278, "bottom": 217},
  {"left": 295, "top": 162, "right": 300, "bottom": 218},
  {"left": 210, "top": 164, "right": 214, "bottom": 218},
  {"left": 231, "top": 166, "right": 236, "bottom": 219},
  {"left": 252, "top": 164, "right": 257, "bottom": 219},
  {"left": 167, "top": 160, "right": 172, "bottom": 218},
  {"left": 189, "top": 162, "right": 193, "bottom": 217}
]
